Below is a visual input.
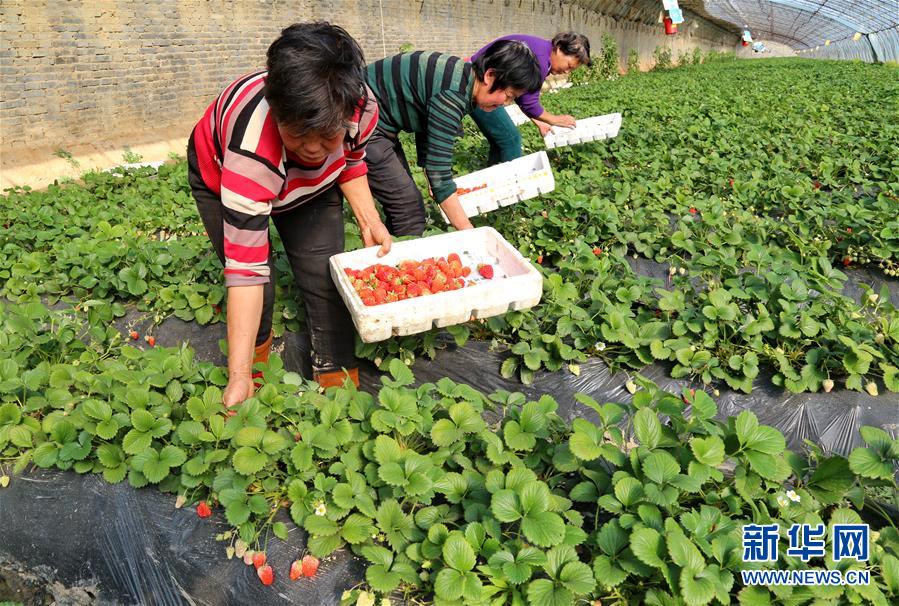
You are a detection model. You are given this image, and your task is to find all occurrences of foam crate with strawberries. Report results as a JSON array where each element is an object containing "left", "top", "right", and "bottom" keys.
[
  {"left": 543, "top": 112, "right": 622, "bottom": 150},
  {"left": 329, "top": 227, "right": 543, "bottom": 342},
  {"left": 441, "top": 151, "right": 555, "bottom": 222}
]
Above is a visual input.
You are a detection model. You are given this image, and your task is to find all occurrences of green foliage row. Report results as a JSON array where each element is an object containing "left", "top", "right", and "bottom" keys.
[
  {"left": 2, "top": 299, "right": 898, "bottom": 605},
  {"left": 1, "top": 60, "right": 896, "bottom": 397}
]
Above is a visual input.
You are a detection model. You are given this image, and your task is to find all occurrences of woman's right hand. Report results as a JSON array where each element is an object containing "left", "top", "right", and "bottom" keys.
[{"left": 223, "top": 373, "right": 255, "bottom": 409}]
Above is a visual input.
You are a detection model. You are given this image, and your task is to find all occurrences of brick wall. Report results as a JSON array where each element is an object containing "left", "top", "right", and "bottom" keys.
[{"left": 0, "top": 1, "right": 736, "bottom": 168}]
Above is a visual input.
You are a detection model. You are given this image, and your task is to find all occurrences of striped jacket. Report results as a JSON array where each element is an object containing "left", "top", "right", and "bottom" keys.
[
  {"left": 366, "top": 52, "right": 474, "bottom": 203},
  {"left": 192, "top": 71, "right": 378, "bottom": 287}
]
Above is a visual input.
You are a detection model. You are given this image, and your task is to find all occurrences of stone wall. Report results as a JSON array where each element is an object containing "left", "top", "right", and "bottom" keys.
[{"left": 0, "top": 0, "right": 737, "bottom": 176}]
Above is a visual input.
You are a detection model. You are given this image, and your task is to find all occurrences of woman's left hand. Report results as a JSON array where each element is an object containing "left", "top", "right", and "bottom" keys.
[{"left": 362, "top": 220, "right": 392, "bottom": 257}]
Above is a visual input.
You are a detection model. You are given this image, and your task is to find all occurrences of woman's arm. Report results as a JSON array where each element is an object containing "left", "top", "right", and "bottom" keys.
[
  {"left": 339, "top": 175, "right": 392, "bottom": 255},
  {"left": 223, "top": 284, "right": 264, "bottom": 407}
]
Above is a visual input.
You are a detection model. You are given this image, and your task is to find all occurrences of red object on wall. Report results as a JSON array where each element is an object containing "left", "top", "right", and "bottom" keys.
[{"left": 664, "top": 17, "right": 677, "bottom": 35}]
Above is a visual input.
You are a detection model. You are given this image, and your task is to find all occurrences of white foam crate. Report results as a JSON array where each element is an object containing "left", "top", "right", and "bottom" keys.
[
  {"left": 440, "top": 151, "right": 555, "bottom": 222},
  {"left": 329, "top": 227, "right": 543, "bottom": 343},
  {"left": 543, "top": 112, "right": 622, "bottom": 149},
  {"left": 504, "top": 103, "right": 531, "bottom": 126}
]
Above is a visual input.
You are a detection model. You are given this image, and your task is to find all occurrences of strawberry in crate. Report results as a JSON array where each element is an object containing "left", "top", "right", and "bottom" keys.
[{"left": 343, "top": 253, "right": 496, "bottom": 306}]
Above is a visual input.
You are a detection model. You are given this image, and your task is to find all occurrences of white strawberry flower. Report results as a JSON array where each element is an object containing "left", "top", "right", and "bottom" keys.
[
  {"left": 776, "top": 494, "right": 790, "bottom": 508},
  {"left": 314, "top": 501, "right": 327, "bottom": 516},
  {"left": 786, "top": 490, "right": 801, "bottom": 503}
]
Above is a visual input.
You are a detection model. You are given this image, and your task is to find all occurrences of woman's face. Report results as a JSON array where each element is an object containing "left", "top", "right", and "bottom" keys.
[
  {"left": 475, "top": 69, "right": 523, "bottom": 112},
  {"left": 549, "top": 49, "right": 581, "bottom": 75},
  {"left": 278, "top": 124, "right": 346, "bottom": 164}
]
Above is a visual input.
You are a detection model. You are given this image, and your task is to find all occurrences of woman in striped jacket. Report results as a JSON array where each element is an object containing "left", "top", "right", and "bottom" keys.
[
  {"left": 364, "top": 41, "right": 542, "bottom": 235},
  {"left": 187, "top": 23, "right": 391, "bottom": 408}
]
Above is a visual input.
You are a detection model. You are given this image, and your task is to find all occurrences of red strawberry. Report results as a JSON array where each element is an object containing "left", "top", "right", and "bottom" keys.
[
  {"left": 682, "top": 388, "right": 696, "bottom": 404},
  {"left": 447, "top": 252, "right": 461, "bottom": 264},
  {"left": 129, "top": 330, "right": 139, "bottom": 340},
  {"left": 289, "top": 560, "right": 302, "bottom": 581},
  {"left": 301, "top": 554, "right": 319, "bottom": 577},
  {"left": 536, "top": 255, "right": 543, "bottom": 265},
  {"left": 846, "top": 227, "right": 852, "bottom": 233},
  {"left": 843, "top": 256, "right": 851, "bottom": 267},
  {"left": 257, "top": 564, "right": 274, "bottom": 585},
  {"left": 813, "top": 181, "right": 821, "bottom": 189},
  {"left": 592, "top": 247, "right": 602, "bottom": 256},
  {"left": 689, "top": 207, "right": 697, "bottom": 215},
  {"left": 253, "top": 552, "right": 267, "bottom": 569},
  {"left": 477, "top": 264, "right": 494, "bottom": 279},
  {"left": 196, "top": 501, "right": 212, "bottom": 518},
  {"left": 145, "top": 335, "right": 156, "bottom": 346},
  {"left": 728, "top": 178, "right": 734, "bottom": 187}
]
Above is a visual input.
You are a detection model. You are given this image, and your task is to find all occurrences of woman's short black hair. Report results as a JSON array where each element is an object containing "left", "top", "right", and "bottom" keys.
[
  {"left": 264, "top": 22, "right": 366, "bottom": 135},
  {"left": 552, "top": 32, "right": 592, "bottom": 66},
  {"left": 471, "top": 40, "right": 542, "bottom": 93}
]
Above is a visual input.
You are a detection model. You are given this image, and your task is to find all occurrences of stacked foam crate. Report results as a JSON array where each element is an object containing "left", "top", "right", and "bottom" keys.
[
  {"left": 543, "top": 112, "right": 623, "bottom": 149},
  {"left": 442, "top": 151, "right": 555, "bottom": 221}
]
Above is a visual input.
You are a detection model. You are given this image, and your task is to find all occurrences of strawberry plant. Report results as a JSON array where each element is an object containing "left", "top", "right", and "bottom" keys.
[
  {"left": 1, "top": 299, "right": 897, "bottom": 604},
  {"left": 359, "top": 58, "right": 899, "bottom": 395}
]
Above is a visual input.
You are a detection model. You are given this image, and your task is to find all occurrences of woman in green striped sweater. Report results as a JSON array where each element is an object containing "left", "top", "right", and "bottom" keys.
[{"left": 364, "top": 41, "right": 542, "bottom": 235}]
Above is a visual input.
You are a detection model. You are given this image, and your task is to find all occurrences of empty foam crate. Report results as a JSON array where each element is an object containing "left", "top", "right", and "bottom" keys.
[
  {"left": 543, "top": 112, "right": 622, "bottom": 149},
  {"left": 329, "top": 227, "right": 543, "bottom": 343},
  {"left": 504, "top": 103, "right": 531, "bottom": 126},
  {"left": 440, "top": 151, "right": 555, "bottom": 222}
]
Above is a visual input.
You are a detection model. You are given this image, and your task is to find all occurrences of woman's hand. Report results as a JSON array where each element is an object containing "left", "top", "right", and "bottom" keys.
[
  {"left": 536, "top": 121, "right": 553, "bottom": 137},
  {"left": 361, "top": 220, "right": 392, "bottom": 257},
  {"left": 552, "top": 114, "right": 577, "bottom": 128},
  {"left": 223, "top": 372, "right": 255, "bottom": 409}
]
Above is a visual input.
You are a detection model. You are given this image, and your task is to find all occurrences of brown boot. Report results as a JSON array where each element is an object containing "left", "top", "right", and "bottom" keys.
[
  {"left": 313, "top": 368, "right": 359, "bottom": 389},
  {"left": 251, "top": 334, "right": 273, "bottom": 387}
]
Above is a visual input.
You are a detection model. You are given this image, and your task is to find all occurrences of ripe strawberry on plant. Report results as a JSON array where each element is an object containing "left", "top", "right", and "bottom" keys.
[
  {"left": 196, "top": 501, "right": 212, "bottom": 518},
  {"left": 257, "top": 564, "right": 274, "bottom": 586},
  {"left": 592, "top": 247, "right": 602, "bottom": 256},
  {"left": 289, "top": 560, "right": 302, "bottom": 581},
  {"left": 129, "top": 330, "right": 139, "bottom": 340},
  {"left": 145, "top": 335, "right": 156, "bottom": 346},
  {"left": 301, "top": 554, "right": 320, "bottom": 577},
  {"left": 253, "top": 551, "right": 267, "bottom": 569},
  {"left": 477, "top": 264, "right": 494, "bottom": 279}
]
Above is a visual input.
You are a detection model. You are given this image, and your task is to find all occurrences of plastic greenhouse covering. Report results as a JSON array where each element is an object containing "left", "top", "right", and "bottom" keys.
[
  {"left": 571, "top": 1, "right": 899, "bottom": 62},
  {"left": 697, "top": 0, "right": 899, "bottom": 60}
]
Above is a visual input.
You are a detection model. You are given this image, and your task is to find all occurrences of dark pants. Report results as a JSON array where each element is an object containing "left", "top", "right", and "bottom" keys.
[
  {"left": 187, "top": 139, "right": 355, "bottom": 374},
  {"left": 470, "top": 106, "right": 523, "bottom": 165},
  {"left": 364, "top": 128, "right": 427, "bottom": 237}
]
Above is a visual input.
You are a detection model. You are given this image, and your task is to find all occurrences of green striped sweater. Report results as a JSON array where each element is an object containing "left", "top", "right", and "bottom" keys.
[{"left": 366, "top": 51, "right": 474, "bottom": 203}]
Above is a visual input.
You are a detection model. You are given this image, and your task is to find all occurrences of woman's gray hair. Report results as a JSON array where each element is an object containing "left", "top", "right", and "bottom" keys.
[{"left": 551, "top": 32, "right": 591, "bottom": 66}]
